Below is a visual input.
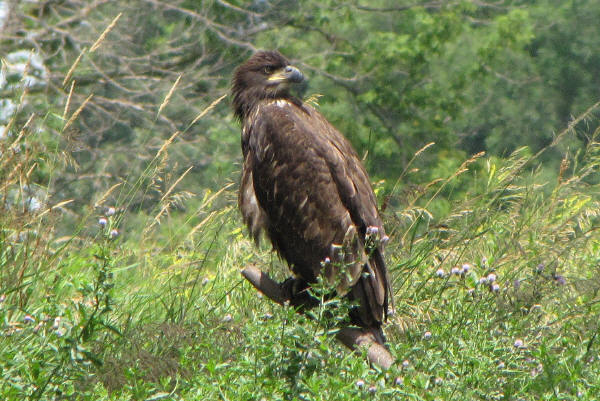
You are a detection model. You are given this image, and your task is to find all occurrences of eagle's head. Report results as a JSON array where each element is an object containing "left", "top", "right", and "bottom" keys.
[{"left": 232, "top": 50, "right": 304, "bottom": 121}]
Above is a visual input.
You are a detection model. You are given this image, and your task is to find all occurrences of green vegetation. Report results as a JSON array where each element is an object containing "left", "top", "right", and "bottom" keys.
[{"left": 1, "top": 1, "right": 599, "bottom": 400}]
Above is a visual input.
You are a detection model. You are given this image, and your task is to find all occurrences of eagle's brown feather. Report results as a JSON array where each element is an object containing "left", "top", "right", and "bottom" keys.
[{"left": 233, "top": 50, "right": 391, "bottom": 334}]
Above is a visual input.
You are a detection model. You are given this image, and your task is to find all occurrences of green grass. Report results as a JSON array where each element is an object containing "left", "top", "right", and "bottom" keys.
[{"left": 1, "top": 78, "right": 600, "bottom": 400}]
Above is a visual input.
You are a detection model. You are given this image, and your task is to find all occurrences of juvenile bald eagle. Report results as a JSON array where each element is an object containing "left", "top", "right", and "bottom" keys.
[{"left": 233, "top": 51, "right": 391, "bottom": 348}]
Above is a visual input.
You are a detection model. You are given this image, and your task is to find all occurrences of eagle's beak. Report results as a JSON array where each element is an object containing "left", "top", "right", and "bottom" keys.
[{"left": 268, "top": 65, "right": 304, "bottom": 84}]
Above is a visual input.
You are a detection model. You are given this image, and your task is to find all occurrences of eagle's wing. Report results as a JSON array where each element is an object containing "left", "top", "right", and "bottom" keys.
[
  {"left": 307, "top": 105, "right": 391, "bottom": 326},
  {"left": 239, "top": 154, "right": 268, "bottom": 243},
  {"left": 241, "top": 100, "right": 390, "bottom": 327}
]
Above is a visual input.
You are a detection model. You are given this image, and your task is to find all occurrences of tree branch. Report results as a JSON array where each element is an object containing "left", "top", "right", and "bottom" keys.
[{"left": 241, "top": 265, "right": 395, "bottom": 370}]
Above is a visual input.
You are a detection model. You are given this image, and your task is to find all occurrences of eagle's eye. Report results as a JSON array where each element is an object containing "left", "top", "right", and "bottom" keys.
[{"left": 263, "top": 66, "right": 275, "bottom": 75}]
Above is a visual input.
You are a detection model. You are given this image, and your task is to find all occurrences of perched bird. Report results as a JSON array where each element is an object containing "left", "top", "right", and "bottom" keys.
[{"left": 232, "top": 51, "right": 392, "bottom": 356}]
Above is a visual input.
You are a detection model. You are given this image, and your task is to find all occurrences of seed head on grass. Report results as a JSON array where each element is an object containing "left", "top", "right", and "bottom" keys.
[{"left": 89, "top": 13, "right": 122, "bottom": 53}]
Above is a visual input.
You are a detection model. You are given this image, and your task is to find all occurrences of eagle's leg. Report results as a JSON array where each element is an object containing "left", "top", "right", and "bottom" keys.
[
  {"left": 280, "top": 277, "right": 321, "bottom": 311},
  {"left": 241, "top": 265, "right": 394, "bottom": 370}
]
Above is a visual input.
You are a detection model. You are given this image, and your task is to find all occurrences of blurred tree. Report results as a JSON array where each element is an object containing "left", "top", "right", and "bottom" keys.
[{"left": 1, "top": 0, "right": 599, "bottom": 220}]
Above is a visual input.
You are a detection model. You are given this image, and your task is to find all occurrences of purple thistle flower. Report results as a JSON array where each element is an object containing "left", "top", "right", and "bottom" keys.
[
  {"left": 423, "top": 331, "right": 432, "bottom": 340},
  {"left": 553, "top": 274, "right": 566, "bottom": 285},
  {"left": 479, "top": 276, "right": 488, "bottom": 285},
  {"left": 367, "top": 226, "right": 378, "bottom": 235},
  {"left": 368, "top": 386, "right": 377, "bottom": 394},
  {"left": 23, "top": 315, "right": 35, "bottom": 324},
  {"left": 110, "top": 229, "right": 119, "bottom": 238},
  {"left": 436, "top": 268, "right": 445, "bottom": 278},
  {"left": 514, "top": 339, "right": 524, "bottom": 349},
  {"left": 535, "top": 263, "right": 545, "bottom": 273},
  {"left": 98, "top": 217, "right": 108, "bottom": 227},
  {"left": 356, "top": 379, "right": 365, "bottom": 389},
  {"left": 491, "top": 283, "right": 500, "bottom": 292},
  {"left": 451, "top": 266, "right": 461, "bottom": 275},
  {"left": 394, "top": 376, "right": 403, "bottom": 386},
  {"left": 461, "top": 263, "right": 471, "bottom": 274},
  {"left": 402, "top": 359, "right": 410, "bottom": 369},
  {"left": 487, "top": 273, "right": 497, "bottom": 282},
  {"left": 106, "top": 207, "right": 116, "bottom": 216}
]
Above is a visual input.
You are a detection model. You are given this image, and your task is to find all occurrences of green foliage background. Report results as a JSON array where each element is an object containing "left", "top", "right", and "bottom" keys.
[{"left": 1, "top": 1, "right": 600, "bottom": 400}]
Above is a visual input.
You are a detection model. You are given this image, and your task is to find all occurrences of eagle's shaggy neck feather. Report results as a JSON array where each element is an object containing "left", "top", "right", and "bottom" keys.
[{"left": 232, "top": 86, "right": 301, "bottom": 122}]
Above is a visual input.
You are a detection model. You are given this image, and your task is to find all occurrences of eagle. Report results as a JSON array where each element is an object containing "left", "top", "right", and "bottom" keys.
[{"left": 232, "top": 50, "right": 393, "bottom": 366}]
